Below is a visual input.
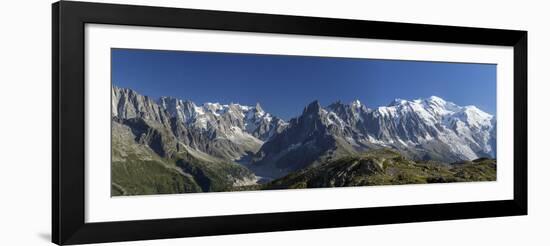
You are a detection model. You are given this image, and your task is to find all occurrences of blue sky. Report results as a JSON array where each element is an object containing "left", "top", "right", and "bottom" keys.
[{"left": 112, "top": 48, "right": 496, "bottom": 120}]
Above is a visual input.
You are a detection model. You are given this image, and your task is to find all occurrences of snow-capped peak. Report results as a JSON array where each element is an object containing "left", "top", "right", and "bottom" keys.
[
  {"left": 427, "top": 95, "right": 445, "bottom": 103},
  {"left": 203, "top": 102, "right": 228, "bottom": 114},
  {"left": 351, "top": 99, "right": 362, "bottom": 107},
  {"left": 155, "top": 95, "right": 284, "bottom": 142},
  {"left": 454, "top": 105, "right": 493, "bottom": 129},
  {"left": 388, "top": 98, "right": 408, "bottom": 106},
  {"left": 255, "top": 102, "right": 264, "bottom": 112},
  {"left": 365, "top": 96, "right": 495, "bottom": 159}
]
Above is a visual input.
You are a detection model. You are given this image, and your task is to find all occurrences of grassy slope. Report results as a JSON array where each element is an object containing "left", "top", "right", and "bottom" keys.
[
  {"left": 111, "top": 121, "right": 256, "bottom": 196},
  {"left": 111, "top": 158, "right": 202, "bottom": 196},
  {"left": 263, "top": 149, "right": 496, "bottom": 190},
  {"left": 111, "top": 122, "right": 202, "bottom": 195}
]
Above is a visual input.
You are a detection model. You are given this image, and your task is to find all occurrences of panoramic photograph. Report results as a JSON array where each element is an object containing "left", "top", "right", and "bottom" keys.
[{"left": 111, "top": 48, "right": 497, "bottom": 196}]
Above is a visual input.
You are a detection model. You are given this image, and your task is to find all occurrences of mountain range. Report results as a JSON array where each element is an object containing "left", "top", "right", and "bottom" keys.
[{"left": 111, "top": 85, "right": 496, "bottom": 195}]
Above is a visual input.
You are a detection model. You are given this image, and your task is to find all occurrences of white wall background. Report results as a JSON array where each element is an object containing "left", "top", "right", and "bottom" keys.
[{"left": 0, "top": 0, "right": 548, "bottom": 245}]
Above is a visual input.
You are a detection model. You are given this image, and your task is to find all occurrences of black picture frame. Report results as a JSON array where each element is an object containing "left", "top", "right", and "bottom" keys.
[{"left": 52, "top": 1, "right": 527, "bottom": 245}]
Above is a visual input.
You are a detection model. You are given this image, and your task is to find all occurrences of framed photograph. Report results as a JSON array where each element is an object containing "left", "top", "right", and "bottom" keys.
[{"left": 52, "top": 1, "right": 527, "bottom": 245}]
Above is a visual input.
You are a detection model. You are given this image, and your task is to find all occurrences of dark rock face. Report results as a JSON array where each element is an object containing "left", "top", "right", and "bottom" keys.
[
  {"left": 112, "top": 86, "right": 172, "bottom": 128},
  {"left": 250, "top": 100, "right": 357, "bottom": 178}
]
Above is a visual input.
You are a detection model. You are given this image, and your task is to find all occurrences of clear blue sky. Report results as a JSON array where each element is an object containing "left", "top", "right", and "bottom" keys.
[{"left": 112, "top": 48, "right": 496, "bottom": 120}]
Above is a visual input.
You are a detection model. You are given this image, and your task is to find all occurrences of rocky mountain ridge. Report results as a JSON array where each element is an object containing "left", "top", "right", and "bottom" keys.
[
  {"left": 250, "top": 96, "right": 496, "bottom": 177},
  {"left": 111, "top": 85, "right": 496, "bottom": 192}
]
